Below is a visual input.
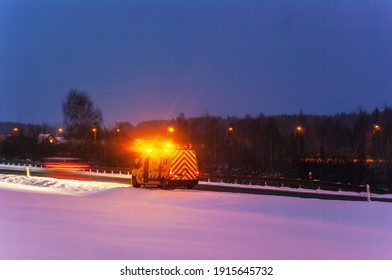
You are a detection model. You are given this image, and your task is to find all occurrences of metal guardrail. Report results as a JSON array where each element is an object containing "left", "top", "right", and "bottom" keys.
[
  {"left": 199, "top": 174, "right": 392, "bottom": 195},
  {"left": 0, "top": 162, "right": 44, "bottom": 168}
]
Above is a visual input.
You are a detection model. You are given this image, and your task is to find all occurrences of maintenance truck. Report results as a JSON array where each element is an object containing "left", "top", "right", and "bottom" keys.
[{"left": 131, "top": 141, "right": 199, "bottom": 189}]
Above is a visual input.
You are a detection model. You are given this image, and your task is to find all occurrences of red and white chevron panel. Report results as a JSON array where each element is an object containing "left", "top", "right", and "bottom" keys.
[{"left": 170, "top": 150, "right": 198, "bottom": 180}]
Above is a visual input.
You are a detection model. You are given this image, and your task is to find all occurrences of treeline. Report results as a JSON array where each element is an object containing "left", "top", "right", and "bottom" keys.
[
  {"left": 131, "top": 107, "right": 392, "bottom": 189},
  {"left": 181, "top": 108, "right": 392, "bottom": 169},
  {"left": 1, "top": 106, "right": 392, "bottom": 190}
]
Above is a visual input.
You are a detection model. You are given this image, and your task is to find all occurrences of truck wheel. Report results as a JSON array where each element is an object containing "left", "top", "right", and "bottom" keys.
[
  {"left": 132, "top": 176, "right": 140, "bottom": 188},
  {"left": 160, "top": 179, "right": 169, "bottom": 189}
]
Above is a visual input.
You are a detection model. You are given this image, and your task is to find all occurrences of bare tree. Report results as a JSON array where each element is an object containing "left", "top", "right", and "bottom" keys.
[{"left": 62, "top": 89, "right": 103, "bottom": 157}]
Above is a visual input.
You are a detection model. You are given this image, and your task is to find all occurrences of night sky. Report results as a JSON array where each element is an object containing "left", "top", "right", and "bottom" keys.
[{"left": 1, "top": 0, "right": 391, "bottom": 126}]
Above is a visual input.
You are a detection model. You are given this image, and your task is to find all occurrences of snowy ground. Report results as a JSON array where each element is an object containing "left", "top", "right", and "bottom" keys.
[{"left": 0, "top": 174, "right": 391, "bottom": 260}]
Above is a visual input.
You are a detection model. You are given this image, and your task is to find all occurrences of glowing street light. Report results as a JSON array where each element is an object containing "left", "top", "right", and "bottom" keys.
[
  {"left": 373, "top": 124, "right": 381, "bottom": 133},
  {"left": 167, "top": 126, "right": 175, "bottom": 138},
  {"left": 92, "top": 128, "right": 97, "bottom": 141},
  {"left": 294, "top": 125, "right": 304, "bottom": 139},
  {"left": 57, "top": 128, "right": 63, "bottom": 137},
  {"left": 13, "top": 127, "right": 19, "bottom": 133},
  {"left": 228, "top": 127, "right": 234, "bottom": 133}
]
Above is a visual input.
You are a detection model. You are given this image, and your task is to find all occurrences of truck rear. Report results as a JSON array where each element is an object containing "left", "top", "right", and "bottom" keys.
[{"left": 131, "top": 143, "right": 199, "bottom": 189}]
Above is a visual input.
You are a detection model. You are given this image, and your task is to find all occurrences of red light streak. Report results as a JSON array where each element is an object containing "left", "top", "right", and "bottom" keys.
[{"left": 43, "top": 163, "right": 90, "bottom": 169}]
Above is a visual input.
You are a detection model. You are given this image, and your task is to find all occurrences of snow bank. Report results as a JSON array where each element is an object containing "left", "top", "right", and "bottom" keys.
[
  {"left": 0, "top": 174, "right": 126, "bottom": 194},
  {"left": 0, "top": 175, "right": 391, "bottom": 260}
]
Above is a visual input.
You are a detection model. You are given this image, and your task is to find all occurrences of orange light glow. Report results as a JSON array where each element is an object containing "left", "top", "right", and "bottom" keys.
[
  {"left": 43, "top": 163, "right": 90, "bottom": 169},
  {"left": 58, "top": 128, "right": 63, "bottom": 133},
  {"left": 296, "top": 126, "right": 303, "bottom": 132},
  {"left": 373, "top": 124, "right": 381, "bottom": 131},
  {"left": 132, "top": 139, "right": 173, "bottom": 153},
  {"left": 13, "top": 127, "right": 19, "bottom": 133},
  {"left": 168, "top": 127, "right": 175, "bottom": 133}
]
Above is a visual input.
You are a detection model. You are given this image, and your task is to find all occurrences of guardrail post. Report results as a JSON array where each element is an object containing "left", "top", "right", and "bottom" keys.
[
  {"left": 26, "top": 167, "right": 30, "bottom": 177},
  {"left": 366, "top": 184, "right": 371, "bottom": 202}
]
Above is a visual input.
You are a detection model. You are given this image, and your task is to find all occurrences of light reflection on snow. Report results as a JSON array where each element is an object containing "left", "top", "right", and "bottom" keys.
[{"left": 0, "top": 174, "right": 128, "bottom": 195}]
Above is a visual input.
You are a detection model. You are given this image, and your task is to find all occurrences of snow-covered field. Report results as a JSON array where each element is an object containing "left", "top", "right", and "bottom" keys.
[{"left": 0, "top": 174, "right": 391, "bottom": 260}]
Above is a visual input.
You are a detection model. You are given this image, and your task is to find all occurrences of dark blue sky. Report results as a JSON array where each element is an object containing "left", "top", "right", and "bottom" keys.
[{"left": 1, "top": 0, "right": 391, "bottom": 125}]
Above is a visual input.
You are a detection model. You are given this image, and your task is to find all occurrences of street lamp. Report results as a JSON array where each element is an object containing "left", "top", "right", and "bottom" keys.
[
  {"left": 294, "top": 125, "right": 303, "bottom": 139},
  {"left": 57, "top": 128, "right": 63, "bottom": 137},
  {"left": 228, "top": 126, "right": 234, "bottom": 133},
  {"left": 295, "top": 125, "right": 304, "bottom": 134},
  {"left": 371, "top": 124, "right": 382, "bottom": 159},
  {"left": 294, "top": 125, "right": 304, "bottom": 158},
  {"left": 13, "top": 127, "right": 19, "bottom": 134},
  {"left": 373, "top": 124, "right": 381, "bottom": 133},
  {"left": 92, "top": 128, "right": 97, "bottom": 141},
  {"left": 167, "top": 126, "right": 175, "bottom": 139}
]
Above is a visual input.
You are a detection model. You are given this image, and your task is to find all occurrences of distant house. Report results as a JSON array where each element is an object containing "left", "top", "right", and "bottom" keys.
[
  {"left": 37, "top": 134, "right": 59, "bottom": 144},
  {"left": 55, "top": 136, "right": 68, "bottom": 144}
]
